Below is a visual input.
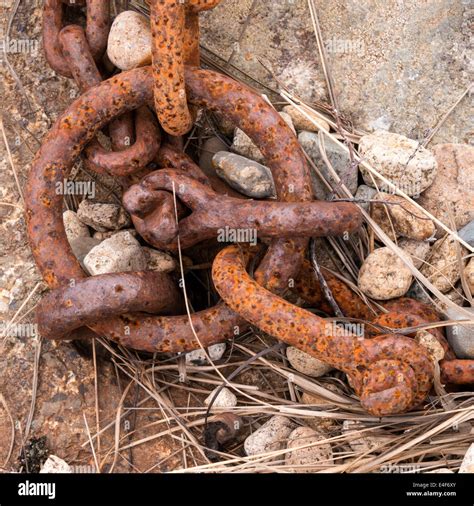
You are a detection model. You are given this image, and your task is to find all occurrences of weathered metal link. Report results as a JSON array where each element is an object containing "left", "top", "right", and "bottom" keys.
[
  {"left": 59, "top": 24, "right": 102, "bottom": 92},
  {"left": 150, "top": 0, "right": 222, "bottom": 135},
  {"left": 84, "top": 106, "right": 161, "bottom": 176},
  {"left": 212, "top": 245, "right": 434, "bottom": 416},
  {"left": 43, "top": 0, "right": 109, "bottom": 77},
  {"left": 150, "top": 0, "right": 192, "bottom": 136},
  {"left": 36, "top": 271, "right": 184, "bottom": 340},
  {"left": 43, "top": 0, "right": 74, "bottom": 77},
  {"left": 84, "top": 0, "right": 110, "bottom": 61},
  {"left": 123, "top": 169, "right": 362, "bottom": 250},
  {"left": 440, "top": 360, "right": 474, "bottom": 385},
  {"left": 26, "top": 66, "right": 310, "bottom": 353}
]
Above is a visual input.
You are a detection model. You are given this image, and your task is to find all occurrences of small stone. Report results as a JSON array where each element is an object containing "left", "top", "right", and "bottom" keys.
[
  {"left": 282, "top": 105, "right": 330, "bottom": 132},
  {"left": 107, "top": 11, "right": 152, "bottom": 71},
  {"left": 358, "top": 247, "right": 413, "bottom": 300},
  {"left": 231, "top": 112, "right": 295, "bottom": 164},
  {"left": 465, "top": 258, "right": 474, "bottom": 295},
  {"left": 460, "top": 443, "right": 474, "bottom": 473},
  {"left": 93, "top": 229, "right": 138, "bottom": 241},
  {"left": 244, "top": 415, "right": 296, "bottom": 456},
  {"left": 342, "top": 420, "right": 390, "bottom": 453},
  {"left": 415, "top": 330, "right": 445, "bottom": 362},
  {"left": 358, "top": 130, "right": 437, "bottom": 196},
  {"left": 286, "top": 347, "right": 332, "bottom": 378},
  {"left": 285, "top": 426, "right": 332, "bottom": 469},
  {"left": 199, "top": 136, "right": 229, "bottom": 176},
  {"left": 69, "top": 237, "right": 101, "bottom": 265},
  {"left": 420, "top": 235, "right": 467, "bottom": 293},
  {"left": 398, "top": 239, "right": 431, "bottom": 269},
  {"left": 354, "top": 185, "right": 377, "bottom": 211},
  {"left": 458, "top": 220, "right": 474, "bottom": 248},
  {"left": 63, "top": 210, "right": 90, "bottom": 242},
  {"left": 436, "top": 286, "right": 465, "bottom": 313},
  {"left": 418, "top": 144, "right": 474, "bottom": 236},
  {"left": 445, "top": 307, "right": 474, "bottom": 359},
  {"left": 40, "top": 455, "right": 72, "bottom": 473},
  {"left": 185, "top": 343, "right": 226, "bottom": 365},
  {"left": 77, "top": 200, "right": 131, "bottom": 232},
  {"left": 298, "top": 131, "right": 357, "bottom": 199},
  {"left": 83, "top": 231, "right": 147, "bottom": 275},
  {"left": 143, "top": 247, "right": 176, "bottom": 273},
  {"left": 212, "top": 151, "right": 276, "bottom": 198},
  {"left": 370, "top": 193, "right": 435, "bottom": 241},
  {"left": 204, "top": 387, "right": 238, "bottom": 408}
]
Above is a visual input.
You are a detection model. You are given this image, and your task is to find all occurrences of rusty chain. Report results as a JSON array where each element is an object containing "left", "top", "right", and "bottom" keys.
[{"left": 26, "top": 0, "right": 474, "bottom": 417}]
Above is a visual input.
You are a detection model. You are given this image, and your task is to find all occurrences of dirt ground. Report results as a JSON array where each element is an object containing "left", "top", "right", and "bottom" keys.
[{"left": 0, "top": 0, "right": 472, "bottom": 473}]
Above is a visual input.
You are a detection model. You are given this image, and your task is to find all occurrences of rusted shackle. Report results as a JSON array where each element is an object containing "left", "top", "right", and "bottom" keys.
[{"left": 123, "top": 169, "right": 363, "bottom": 250}]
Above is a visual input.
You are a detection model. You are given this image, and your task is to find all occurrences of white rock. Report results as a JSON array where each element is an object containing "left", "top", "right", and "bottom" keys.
[
  {"left": 244, "top": 415, "right": 296, "bottom": 456},
  {"left": 231, "top": 112, "right": 296, "bottom": 163},
  {"left": 143, "top": 247, "right": 176, "bottom": 273},
  {"left": 185, "top": 343, "right": 226, "bottom": 365},
  {"left": 420, "top": 235, "right": 467, "bottom": 293},
  {"left": 77, "top": 200, "right": 131, "bottom": 232},
  {"left": 93, "top": 229, "right": 138, "bottom": 241},
  {"left": 358, "top": 247, "right": 413, "bottom": 300},
  {"left": 417, "top": 144, "right": 474, "bottom": 236},
  {"left": 83, "top": 231, "right": 147, "bottom": 275},
  {"left": 204, "top": 387, "right": 238, "bottom": 408},
  {"left": 285, "top": 426, "right": 332, "bottom": 470},
  {"left": 415, "top": 330, "right": 445, "bottom": 362},
  {"left": 282, "top": 105, "right": 330, "bottom": 132},
  {"left": 286, "top": 346, "right": 332, "bottom": 377},
  {"left": 63, "top": 210, "right": 90, "bottom": 242},
  {"left": 359, "top": 130, "right": 437, "bottom": 196},
  {"left": 459, "top": 442, "right": 474, "bottom": 473},
  {"left": 342, "top": 420, "right": 390, "bottom": 453},
  {"left": 107, "top": 11, "right": 152, "bottom": 71},
  {"left": 370, "top": 193, "right": 435, "bottom": 241},
  {"left": 398, "top": 238, "right": 431, "bottom": 269},
  {"left": 40, "top": 455, "right": 72, "bottom": 473}
]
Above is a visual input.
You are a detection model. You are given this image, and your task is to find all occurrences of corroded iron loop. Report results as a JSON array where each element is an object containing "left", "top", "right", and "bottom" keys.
[
  {"left": 211, "top": 244, "right": 434, "bottom": 416},
  {"left": 123, "top": 169, "right": 363, "bottom": 251}
]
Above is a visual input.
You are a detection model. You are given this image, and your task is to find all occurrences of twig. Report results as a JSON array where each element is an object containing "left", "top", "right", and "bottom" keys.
[{"left": 309, "top": 238, "right": 343, "bottom": 317}]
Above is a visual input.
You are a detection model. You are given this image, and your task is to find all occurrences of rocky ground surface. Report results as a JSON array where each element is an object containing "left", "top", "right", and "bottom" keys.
[{"left": 0, "top": 0, "right": 472, "bottom": 473}]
